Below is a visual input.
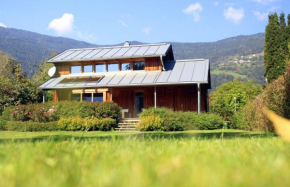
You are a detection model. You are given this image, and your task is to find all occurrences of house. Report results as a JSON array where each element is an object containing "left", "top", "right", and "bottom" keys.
[{"left": 39, "top": 42, "right": 211, "bottom": 118}]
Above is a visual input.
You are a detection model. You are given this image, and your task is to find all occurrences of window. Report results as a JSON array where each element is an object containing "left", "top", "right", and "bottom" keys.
[
  {"left": 71, "top": 65, "right": 81, "bottom": 74},
  {"left": 84, "top": 65, "right": 93, "bottom": 73},
  {"left": 95, "top": 64, "right": 106, "bottom": 72},
  {"left": 121, "top": 63, "right": 131, "bottom": 71},
  {"left": 133, "top": 61, "right": 145, "bottom": 70},
  {"left": 71, "top": 94, "right": 81, "bottom": 101},
  {"left": 108, "top": 63, "right": 119, "bottom": 72},
  {"left": 82, "top": 93, "right": 92, "bottom": 102},
  {"left": 93, "top": 93, "right": 103, "bottom": 102}
]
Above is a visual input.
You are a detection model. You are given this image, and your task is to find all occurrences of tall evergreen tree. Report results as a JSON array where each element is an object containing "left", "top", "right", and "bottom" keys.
[{"left": 264, "top": 13, "right": 282, "bottom": 83}]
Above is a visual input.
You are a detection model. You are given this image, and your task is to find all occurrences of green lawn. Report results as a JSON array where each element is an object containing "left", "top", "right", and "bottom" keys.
[{"left": 0, "top": 130, "right": 289, "bottom": 187}]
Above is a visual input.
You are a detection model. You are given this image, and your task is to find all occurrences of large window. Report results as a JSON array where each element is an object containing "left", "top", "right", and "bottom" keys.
[
  {"left": 82, "top": 93, "right": 92, "bottom": 102},
  {"left": 84, "top": 65, "right": 93, "bottom": 73},
  {"left": 71, "top": 65, "right": 81, "bottom": 74},
  {"left": 133, "top": 61, "right": 145, "bottom": 70},
  {"left": 93, "top": 93, "right": 103, "bottom": 102},
  {"left": 108, "top": 63, "right": 119, "bottom": 72},
  {"left": 95, "top": 64, "right": 106, "bottom": 72},
  {"left": 121, "top": 63, "right": 131, "bottom": 71}
]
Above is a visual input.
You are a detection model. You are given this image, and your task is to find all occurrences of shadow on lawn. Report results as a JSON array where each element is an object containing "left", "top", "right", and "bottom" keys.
[{"left": 0, "top": 131, "right": 274, "bottom": 143}]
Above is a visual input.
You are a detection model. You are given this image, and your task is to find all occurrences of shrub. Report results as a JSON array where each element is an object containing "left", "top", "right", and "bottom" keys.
[
  {"left": 231, "top": 76, "right": 285, "bottom": 132},
  {"left": 6, "top": 121, "right": 58, "bottom": 132},
  {"left": 0, "top": 106, "right": 13, "bottom": 130},
  {"left": 179, "top": 112, "right": 224, "bottom": 130},
  {"left": 138, "top": 108, "right": 223, "bottom": 131},
  {"left": 95, "top": 102, "right": 122, "bottom": 122},
  {"left": 57, "top": 117, "right": 116, "bottom": 131},
  {"left": 139, "top": 107, "right": 183, "bottom": 131},
  {"left": 136, "top": 115, "right": 164, "bottom": 131}
]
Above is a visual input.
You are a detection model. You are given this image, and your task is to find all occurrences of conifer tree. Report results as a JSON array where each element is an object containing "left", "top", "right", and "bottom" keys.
[{"left": 264, "top": 13, "right": 282, "bottom": 83}]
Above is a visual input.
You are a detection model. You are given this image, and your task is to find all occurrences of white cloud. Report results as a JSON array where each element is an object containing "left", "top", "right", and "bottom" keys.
[
  {"left": 254, "top": 11, "right": 268, "bottom": 21},
  {"left": 142, "top": 27, "right": 152, "bottom": 34},
  {"left": 251, "top": 0, "right": 278, "bottom": 5},
  {"left": 224, "top": 7, "right": 245, "bottom": 24},
  {"left": 213, "top": 1, "right": 219, "bottom": 6},
  {"left": 119, "top": 20, "right": 128, "bottom": 27},
  {"left": 48, "top": 13, "right": 74, "bottom": 36},
  {"left": 183, "top": 3, "right": 203, "bottom": 22},
  {"left": 76, "top": 31, "right": 97, "bottom": 42},
  {"left": 254, "top": 7, "right": 278, "bottom": 21},
  {"left": 0, "top": 22, "right": 6, "bottom": 28}
]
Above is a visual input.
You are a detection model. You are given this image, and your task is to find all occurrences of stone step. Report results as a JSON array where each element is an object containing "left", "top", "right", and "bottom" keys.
[
  {"left": 118, "top": 123, "right": 137, "bottom": 125},
  {"left": 118, "top": 124, "right": 136, "bottom": 128},
  {"left": 115, "top": 127, "right": 138, "bottom": 131},
  {"left": 119, "top": 120, "right": 139, "bottom": 123}
]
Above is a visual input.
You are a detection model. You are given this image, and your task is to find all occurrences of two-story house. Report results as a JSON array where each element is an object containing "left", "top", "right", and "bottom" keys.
[{"left": 39, "top": 42, "right": 211, "bottom": 118}]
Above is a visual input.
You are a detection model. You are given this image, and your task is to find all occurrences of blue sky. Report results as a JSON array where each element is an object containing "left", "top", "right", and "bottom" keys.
[{"left": 0, "top": 0, "right": 289, "bottom": 44}]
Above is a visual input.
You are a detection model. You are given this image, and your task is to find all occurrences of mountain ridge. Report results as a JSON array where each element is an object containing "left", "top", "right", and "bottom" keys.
[{"left": 0, "top": 27, "right": 265, "bottom": 90}]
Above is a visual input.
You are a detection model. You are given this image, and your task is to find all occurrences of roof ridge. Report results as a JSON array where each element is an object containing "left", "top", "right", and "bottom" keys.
[{"left": 67, "top": 43, "right": 169, "bottom": 51}]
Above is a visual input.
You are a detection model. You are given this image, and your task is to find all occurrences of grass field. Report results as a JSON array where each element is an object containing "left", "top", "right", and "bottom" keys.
[
  {"left": 212, "top": 70, "right": 248, "bottom": 79},
  {"left": 0, "top": 130, "right": 290, "bottom": 187}
]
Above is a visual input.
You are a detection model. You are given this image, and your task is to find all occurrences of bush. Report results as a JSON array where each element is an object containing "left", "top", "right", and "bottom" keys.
[
  {"left": 95, "top": 102, "right": 122, "bottom": 122},
  {"left": 136, "top": 115, "right": 164, "bottom": 131},
  {"left": 57, "top": 117, "right": 116, "bottom": 131},
  {"left": 0, "top": 106, "right": 13, "bottom": 130},
  {"left": 139, "top": 107, "right": 183, "bottom": 131},
  {"left": 137, "top": 107, "right": 223, "bottom": 131},
  {"left": 231, "top": 76, "right": 285, "bottom": 132},
  {"left": 6, "top": 121, "right": 58, "bottom": 131},
  {"left": 179, "top": 112, "right": 224, "bottom": 130}
]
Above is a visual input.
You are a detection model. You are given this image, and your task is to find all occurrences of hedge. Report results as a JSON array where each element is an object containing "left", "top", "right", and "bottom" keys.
[
  {"left": 57, "top": 117, "right": 116, "bottom": 131},
  {"left": 136, "top": 107, "right": 224, "bottom": 131},
  {"left": 6, "top": 121, "right": 58, "bottom": 132}
]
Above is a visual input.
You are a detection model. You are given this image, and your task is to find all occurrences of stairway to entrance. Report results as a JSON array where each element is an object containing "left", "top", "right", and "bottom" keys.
[{"left": 115, "top": 118, "right": 139, "bottom": 132}]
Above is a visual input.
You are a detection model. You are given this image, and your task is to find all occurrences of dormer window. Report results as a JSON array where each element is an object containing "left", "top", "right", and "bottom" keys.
[
  {"left": 71, "top": 65, "right": 81, "bottom": 74},
  {"left": 108, "top": 63, "right": 119, "bottom": 72},
  {"left": 121, "top": 63, "right": 131, "bottom": 71},
  {"left": 84, "top": 65, "right": 93, "bottom": 73},
  {"left": 96, "top": 64, "right": 106, "bottom": 72},
  {"left": 133, "top": 61, "right": 145, "bottom": 70}
]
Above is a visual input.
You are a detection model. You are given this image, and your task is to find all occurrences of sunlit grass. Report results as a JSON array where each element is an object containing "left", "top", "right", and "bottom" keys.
[{"left": 0, "top": 131, "right": 289, "bottom": 187}]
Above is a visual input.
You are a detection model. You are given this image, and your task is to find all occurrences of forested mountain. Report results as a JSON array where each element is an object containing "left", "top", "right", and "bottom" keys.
[{"left": 0, "top": 27, "right": 265, "bottom": 90}]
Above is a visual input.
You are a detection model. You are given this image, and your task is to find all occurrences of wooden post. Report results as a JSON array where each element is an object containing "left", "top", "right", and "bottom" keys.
[
  {"left": 110, "top": 88, "right": 113, "bottom": 101},
  {"left": 154, "top": 86, "right": 157, "bottom": 109},
  {"left": 198, "top": 83, "right": 201, "bottom": 114}
]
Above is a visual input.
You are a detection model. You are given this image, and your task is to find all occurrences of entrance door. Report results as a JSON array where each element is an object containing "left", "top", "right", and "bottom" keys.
[{"left": 135, "top": 92, "right": 144, "bottom": 117}]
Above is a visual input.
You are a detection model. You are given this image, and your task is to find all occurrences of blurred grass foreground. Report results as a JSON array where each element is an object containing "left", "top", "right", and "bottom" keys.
[{"left": 0, "top": 130, "right": 290, "bottom": 187}]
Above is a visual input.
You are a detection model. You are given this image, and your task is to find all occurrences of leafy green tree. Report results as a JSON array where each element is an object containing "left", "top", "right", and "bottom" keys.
[
  {"left": 210, "top": 79, "right": 262, "bottom": 120},
  {"left": 0, "top": 64, "right": 42, "bottom": 114}
]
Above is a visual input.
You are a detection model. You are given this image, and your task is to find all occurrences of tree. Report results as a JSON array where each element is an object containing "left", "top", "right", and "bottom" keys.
[
  {"left": 265, "top": 13, "right": 290, "bottom": 83},
  {"left": 265, "top": 13, "right": 284, "bottom": 83},
  {"left": 0, "top": 64, "right": 42, "bottom": 114},
  {"left": 210, "top": 79, "right": 262, "bottom": 120},
  {"left": 33, "top": 53, "right": 57, "bottom": 101}
]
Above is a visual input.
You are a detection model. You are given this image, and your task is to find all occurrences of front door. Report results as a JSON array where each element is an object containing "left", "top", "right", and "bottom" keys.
[{"left": 135, "top": 92, "right": 144, "bottom": 117}]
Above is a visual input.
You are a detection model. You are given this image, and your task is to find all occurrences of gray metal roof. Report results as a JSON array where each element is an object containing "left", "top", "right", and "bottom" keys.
[
  {"left": 39, "top": 59, "right": 210, "bottom": 90},
  {"left": 47, "top": 43, "right": 171, "bottom": 63}
]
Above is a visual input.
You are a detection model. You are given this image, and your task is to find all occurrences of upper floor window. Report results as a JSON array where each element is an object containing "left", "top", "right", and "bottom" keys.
[
  {"left": 95, "top": 64, "right": 106, "bottom": 72},
  {"left": 108, "top": 63, "right": 119, "bottom": 72},
  {"left": 121, "top": 63, "right": 131, "bottom": 71},
  {"left": 84, "top": 65, "right": 93, "bottom": 73},
  {"left": 133, "top": 61, "right": 145, "bottom": 70},
  {"left": 71, "top": 65, "right": 81, "bottom": 74}
]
